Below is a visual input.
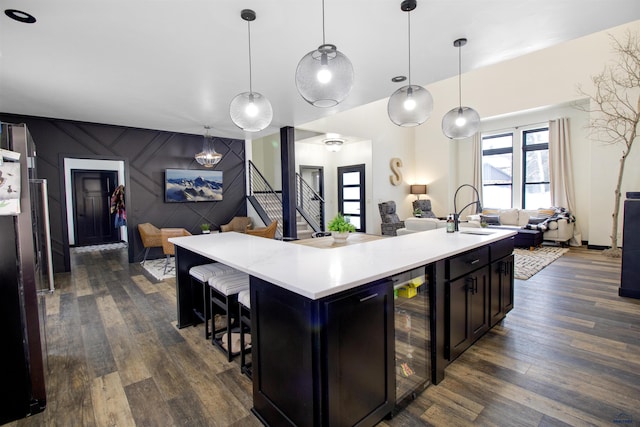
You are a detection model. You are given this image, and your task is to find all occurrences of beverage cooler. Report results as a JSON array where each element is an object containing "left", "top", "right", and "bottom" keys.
[
  {"left": 0, "top": 123, "right": 47, "bottom": 423},
  {"left": 391, "top": 266, "right": 431, "bottom": 409}
]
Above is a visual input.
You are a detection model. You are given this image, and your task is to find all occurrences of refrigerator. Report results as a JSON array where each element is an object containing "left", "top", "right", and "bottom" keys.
[{"left": 0, "top": 123, "right": 47, "bottom": 423}]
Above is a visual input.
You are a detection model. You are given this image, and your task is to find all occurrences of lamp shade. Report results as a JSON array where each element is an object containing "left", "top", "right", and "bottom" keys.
[
  {"left": 442, "top": 106, "right": 480, "bottom": 139},
  {"left": 230, "top": 91, "right": 273, "bottom": 132},
  {"left": 388, "top": 84, "right": 433, "bottom": 127},
  {"left": 410, "top": 184, "right": 427, "bottom": 195},
  {"left": 295, "top": 44, "right": 354, "bottom": 108}
]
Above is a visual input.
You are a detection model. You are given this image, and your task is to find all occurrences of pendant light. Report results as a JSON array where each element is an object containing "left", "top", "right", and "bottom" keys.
[
  {"left": 195, "top": 126, "right": 222, "bottom": 167},
  {"left": 442, "top": 38, "right": 480, "bottom": 139},
  {"left": 387, "top": 0, "right": 433, "bottom": 127},
  {"left": 230, "top": 9, "right": 273, "bottom": 132},
  {"left": 295, "top": 0, "right": 354, "bottom": 108}
]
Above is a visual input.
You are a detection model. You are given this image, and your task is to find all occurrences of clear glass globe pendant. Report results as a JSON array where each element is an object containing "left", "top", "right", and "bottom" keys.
[{"left": 229, "top": 9, "right": 273, "bottom": 132}]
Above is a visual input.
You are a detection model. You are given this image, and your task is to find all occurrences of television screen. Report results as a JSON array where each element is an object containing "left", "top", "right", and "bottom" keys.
[{"left": 165, "top": 169, "right": 223, "bottom": 203}]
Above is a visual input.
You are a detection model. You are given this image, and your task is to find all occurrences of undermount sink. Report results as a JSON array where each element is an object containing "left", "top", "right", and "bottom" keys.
[{"left": 458, "top": 229, "right": 496, "bottom": 235}]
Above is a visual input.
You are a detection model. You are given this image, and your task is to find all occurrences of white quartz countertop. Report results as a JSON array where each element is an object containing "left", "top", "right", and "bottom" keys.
[{"left": 170, "top": 228, "right": 516, "bottom": 300}]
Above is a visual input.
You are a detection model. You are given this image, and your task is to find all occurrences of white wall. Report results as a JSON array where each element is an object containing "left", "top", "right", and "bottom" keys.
[
  {"left": 300, "top": 19, "right": 640, "bottom": 246},
  {"left": 296, "top": 139, "right": 373, "bottom": 232},
  {"left": 301, "top": 99, "right": 417, "bottom": 234}
]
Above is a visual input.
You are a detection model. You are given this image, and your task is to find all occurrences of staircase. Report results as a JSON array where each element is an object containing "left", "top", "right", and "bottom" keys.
[{"left": 248, "top": 161, "right": 324, "bottom": 240}]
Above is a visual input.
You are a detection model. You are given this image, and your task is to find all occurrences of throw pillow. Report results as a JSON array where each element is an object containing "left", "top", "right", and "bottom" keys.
[
  {"left": 499, "top": 209, "right": 519, "bottom": 226},
  {"left": 481, "top": 214, "right": 500, "bottom": 225}
]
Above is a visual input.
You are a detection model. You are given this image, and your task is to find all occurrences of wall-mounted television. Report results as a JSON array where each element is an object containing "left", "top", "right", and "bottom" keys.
[{"left": 165, "top": 169, "right": 223, "bottom": 203}]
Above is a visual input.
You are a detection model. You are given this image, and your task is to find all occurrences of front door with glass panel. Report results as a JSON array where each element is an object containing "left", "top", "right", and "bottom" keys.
[{"left": 337, "top": 164, "right": 365, "bottom": 233}]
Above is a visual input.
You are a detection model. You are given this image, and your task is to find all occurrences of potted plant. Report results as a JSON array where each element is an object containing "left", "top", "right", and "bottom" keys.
[
  {"left": 413, "top": 208, "right": 423, "bottom": 218},
  {"left": 200, "top": 223, "right": 211, "bottom": 234},
  {"left": 327, "top": 213, "right": 356, "bottom": 242}
]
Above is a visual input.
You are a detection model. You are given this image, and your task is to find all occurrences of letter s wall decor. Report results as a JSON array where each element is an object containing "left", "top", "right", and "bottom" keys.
[{"left": 389, "top": 157, "right": 403, "bottom": 186}]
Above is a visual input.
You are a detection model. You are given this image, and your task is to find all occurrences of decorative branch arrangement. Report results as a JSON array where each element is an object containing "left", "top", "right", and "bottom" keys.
[{"left": 578, "top": 31, "right": 640, "bottom": 257}]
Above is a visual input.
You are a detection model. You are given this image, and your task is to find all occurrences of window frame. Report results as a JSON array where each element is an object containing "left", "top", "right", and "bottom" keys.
[
  {"left": 481, "top": 132, "right": 514, "bottom": 209},
  {"left": 521, "top": 127, "right": 550, "bottom": 209}
]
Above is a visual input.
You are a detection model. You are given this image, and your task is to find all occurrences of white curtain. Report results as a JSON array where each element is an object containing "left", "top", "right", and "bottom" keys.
[
  {"left": 472, "top": 132, "right": 483, "bottom": 207},
  {"left": 549, "top": 118, "right": 582, "bottom": 246}
]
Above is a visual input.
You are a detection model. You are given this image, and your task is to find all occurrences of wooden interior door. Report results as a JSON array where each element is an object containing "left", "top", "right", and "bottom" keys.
[{"left": 72, "top": 170, "right": 118, "bottom": 246}]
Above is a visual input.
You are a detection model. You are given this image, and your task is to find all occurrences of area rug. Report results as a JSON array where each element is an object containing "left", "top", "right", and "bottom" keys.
[
  {"left": 142, "top": 257, "right": 175, "bottom": 281},
  {"left": 71, "top": 242, "right": 128, "bottom": 253},
  {"left": 514, "top": 246, "right": 569, "bottom": 280}
]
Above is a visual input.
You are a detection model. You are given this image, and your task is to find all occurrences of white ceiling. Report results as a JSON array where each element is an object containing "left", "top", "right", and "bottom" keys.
[{"left": 1, "top": 1, "right": 639, "bottom": 140}]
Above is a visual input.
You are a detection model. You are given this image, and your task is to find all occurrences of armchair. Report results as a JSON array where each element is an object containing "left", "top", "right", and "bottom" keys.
[
  {"left": 245, "top": 221, "right": 277, "bottom": 239},
  {"left": 161, "top": 228, "right": 192, "bottom": 274},
  {"left": 378, "top": 201, "right": 404, "bottom": 236},
  {"left": 138, "top": 223, "right": 162, "bottom": 265},
  {"left": 220, "top": 217, "right": 252, "bottom": 233},
  {"left": 412, "top": 200, "right": 437, "bottom": 218}
]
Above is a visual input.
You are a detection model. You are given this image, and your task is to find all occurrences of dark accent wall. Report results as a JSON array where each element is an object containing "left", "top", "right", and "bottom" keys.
[{"left": 0, "top": 114, "right": 246, "bottom": 273}]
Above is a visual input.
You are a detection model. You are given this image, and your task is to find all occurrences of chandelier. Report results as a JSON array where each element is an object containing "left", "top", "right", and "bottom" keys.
[{"left": 195, "top": 126, "right": 222, "bottom": 167}]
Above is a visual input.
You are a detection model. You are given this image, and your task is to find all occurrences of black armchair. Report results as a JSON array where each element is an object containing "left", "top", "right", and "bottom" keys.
[{"left": 378, "top": 201, "right": 405, "bottom": 236}]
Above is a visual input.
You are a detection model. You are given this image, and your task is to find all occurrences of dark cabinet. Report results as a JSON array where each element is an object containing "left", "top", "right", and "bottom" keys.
[
  {"left": 489, "top": 254, "right": 515, "bottom": 326},
  {"left": 446, "top": 238, "right": 514, "bottom": 363},
  {"left": 620, "top": 194, "right": 640, "bottom": 298},
  {"left": 324, "top": 282, "right": 395, "bottom": 427},
  {"left": 448, "top": 266, "right": 489, "bottom": 361},
  {"left": 251, "top": 276, "right": 394, "bottom": 427}
]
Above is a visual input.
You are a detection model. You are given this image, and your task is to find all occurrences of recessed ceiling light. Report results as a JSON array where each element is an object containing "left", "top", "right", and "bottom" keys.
[
  {"left": 391, "top": 76, "right": 407, "bottom": 83},
  {"left": 4, "top": 9, "right": 36, "bottom": 24}
]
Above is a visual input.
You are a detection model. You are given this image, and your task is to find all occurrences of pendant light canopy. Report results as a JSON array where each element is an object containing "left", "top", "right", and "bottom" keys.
[
  {"left": 442, "top": 38, "right": 480, "bottom": 139},
  {"left": 295, "top": 0, "right": 354, "bottom": 108},
  {"left": 195, "top": 126, "right": 222, "bottom": 167},
  {"left": 230, "top": 9, "right": 273, "bottom": 132},
  {"left": 388, "top": 0, "right": 433, "bottom": 127}
]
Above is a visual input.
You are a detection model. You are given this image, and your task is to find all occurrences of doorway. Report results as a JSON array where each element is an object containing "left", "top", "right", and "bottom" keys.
[
  {"left": 337, "top": 164, "right": 365, "bottom": 232},
  {"left": 71, "top": 170, "right": 119, "bottom": 246},
  {"left": 299, "top": 165, "right": 325, "bottom": 227}
]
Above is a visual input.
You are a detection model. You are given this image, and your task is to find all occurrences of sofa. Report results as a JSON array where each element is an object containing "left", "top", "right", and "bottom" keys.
[
  {"left": 467, "top": 207, "right": 576, "bottom": 245},
  {"left": 397, "top": 217, "right": 447, "bottom": 235}
]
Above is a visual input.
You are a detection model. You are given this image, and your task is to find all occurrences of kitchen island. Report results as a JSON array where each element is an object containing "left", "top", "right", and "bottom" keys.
[{"left": 170, "top": 227, "right": 516, "bottom": 427}]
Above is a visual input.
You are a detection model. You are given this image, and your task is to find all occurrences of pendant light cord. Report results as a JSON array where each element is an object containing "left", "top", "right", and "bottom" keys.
[
  {"left": 321, "top": 0, "right": 326, "bottom": 44},
  {"left": 247, "top": 20, "right": 253, "bottom": 93},
  {"left": 458, "top": 43, "right": 462, "bottom": 108},
  {"left": 407, "top": 10, "right": 412, "bottom": 85}
]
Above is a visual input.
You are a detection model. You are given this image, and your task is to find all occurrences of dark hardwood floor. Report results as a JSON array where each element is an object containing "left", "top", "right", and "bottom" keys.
[{"left": 6, "top": 246, "right": 639, "bottom": 427}]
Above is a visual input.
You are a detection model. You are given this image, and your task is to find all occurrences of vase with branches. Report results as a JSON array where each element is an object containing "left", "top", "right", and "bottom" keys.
[{"left": 578, "top": 31, "right": 640, "bottom": 258}]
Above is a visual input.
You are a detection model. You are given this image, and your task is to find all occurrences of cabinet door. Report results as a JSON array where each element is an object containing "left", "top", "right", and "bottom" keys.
[
  {"left": 502, "top": 255, "right": 515, "bottom": 314},
  {"left": 448, "top": 267, "right": 489, "bottom": 361},
  {"left": 324, "top": 280, "right": 394, "bottom": 427},
  {"left": 448, "top": 275, "right": 471, "bottom": 361},
  {"left": 469, "top": 268, "right": 489, "bottom": 342},
  {"left": 490, "top": 255, "right": 514, "bottom": 327}
]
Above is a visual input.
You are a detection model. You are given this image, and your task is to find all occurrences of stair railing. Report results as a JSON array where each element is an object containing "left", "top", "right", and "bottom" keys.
[
  {"left": 248, "top": 161, "right": 283, "bottom": 238},
  {"left": 296, "top": 173, "right": 324, "bottom": 233}
]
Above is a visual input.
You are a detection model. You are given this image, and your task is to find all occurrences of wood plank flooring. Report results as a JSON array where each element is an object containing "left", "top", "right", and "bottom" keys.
[{"left": 7, "top": 246, "right": 640, "bottom": 427}]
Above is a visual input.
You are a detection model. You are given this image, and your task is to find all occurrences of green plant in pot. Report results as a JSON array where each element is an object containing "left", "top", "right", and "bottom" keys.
[
  {"left": 200, "top": 223, "right": 211, "bottom": 234},
  {"left": 327, "top": 213, "right": 356, "bottom": 242},
  {"left": 413, "top": 208, "right": 423, "bottom": 217}
]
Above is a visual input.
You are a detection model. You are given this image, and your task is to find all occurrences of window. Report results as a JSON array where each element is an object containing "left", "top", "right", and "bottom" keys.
[
  {"left": 481, "top": 133, "right": 513, "bottom": 209},
  {"left": 522, "top": 128, "right": 550, "bottom": 209},
  {"left": 481, "top": 125, "right": 550, "bottom": 210}
]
